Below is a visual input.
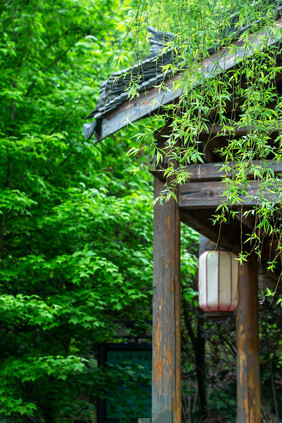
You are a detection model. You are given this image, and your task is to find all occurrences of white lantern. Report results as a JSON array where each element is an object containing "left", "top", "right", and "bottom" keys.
[{"left": 198, "top": 251, "right": 239, "bottom": 312}]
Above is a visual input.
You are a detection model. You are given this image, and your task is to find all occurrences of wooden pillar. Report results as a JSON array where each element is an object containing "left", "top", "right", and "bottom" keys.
[
  {"left": 236, "top": 254, "right": 261, "bottom": 423},
  {"left": 152, "top": 176, "right": 181, "bottom": 423}
]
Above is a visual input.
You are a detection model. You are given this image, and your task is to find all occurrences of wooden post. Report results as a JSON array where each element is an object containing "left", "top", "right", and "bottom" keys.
[
  {"left": 236, "top": 254, "right": 261, "bottom": 422},
  {"left": 152, "top": 176, "right": 181, "bottom": 423}
]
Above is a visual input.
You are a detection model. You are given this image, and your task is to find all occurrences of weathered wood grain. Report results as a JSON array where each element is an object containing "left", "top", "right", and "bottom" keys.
[
  {"left": 96, "top": 17, "right": 282, "bottom": 141},
  {"left": 151, "top": 160, "right": 282, "bottom": 183},
  {"left": 236, "top": 254, "right": 261, "bottom": 422},
  {"left": 179, "top": 180, "right": 281, "bottom": 208},
  {"left": 199, "top": 122, "right": 282, "bottom": 137},
  {"left": 185, "top": 160, "right": 282, "bottom": 181},
  {"left": 258, "top": 271, "right": 280, "bottom": 291},
  {"left": 153, "top": 177, "right": 181, "bottom": 423},
  {"left": 180, "top": 208, "right": 244, "bottom": 254}
]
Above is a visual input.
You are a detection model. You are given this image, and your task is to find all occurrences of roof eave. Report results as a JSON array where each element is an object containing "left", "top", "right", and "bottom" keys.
[{"left": 89, "top": 16, "right": 282, "bottom": 142}]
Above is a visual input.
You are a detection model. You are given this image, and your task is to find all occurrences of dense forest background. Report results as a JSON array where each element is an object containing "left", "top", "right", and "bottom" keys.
[{"left": 0, "top": 0, "right": 281, "bottom": 422}]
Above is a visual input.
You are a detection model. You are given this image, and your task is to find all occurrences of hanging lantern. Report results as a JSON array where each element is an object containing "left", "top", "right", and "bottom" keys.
[{"left": 198, "top": 251, "right": 239, "bottom": 313}]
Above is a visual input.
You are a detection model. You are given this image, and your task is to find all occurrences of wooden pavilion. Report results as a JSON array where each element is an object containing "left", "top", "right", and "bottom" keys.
[{"left": 84, "top": 7, "right": 282, "bottom": 423}]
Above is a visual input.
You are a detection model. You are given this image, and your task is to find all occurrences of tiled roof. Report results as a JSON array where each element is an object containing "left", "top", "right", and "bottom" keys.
[{"left": 83, "top": 1, "right": 282, "bottom": 141}]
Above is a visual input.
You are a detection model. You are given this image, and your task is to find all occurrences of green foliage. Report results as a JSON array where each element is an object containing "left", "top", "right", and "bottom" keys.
[
  {"left": 1, "top": 0, "right": 281, "bottom": 421},
  {"left": 124, "top": 0, "right": 281, "bottom": 271},
  {"left": 0, "top": 0, "right": 153, "bottom": 420},
  {"left": 123, "top": 0, "right": 282, "bottom": 420}
]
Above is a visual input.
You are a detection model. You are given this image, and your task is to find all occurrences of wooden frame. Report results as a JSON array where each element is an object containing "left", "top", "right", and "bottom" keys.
[
  {"left": 85, "top": 13, "right": 282, "bottom": 423},
  {"left": 151, "top": 154, "right": 280, "bottom": 423}
]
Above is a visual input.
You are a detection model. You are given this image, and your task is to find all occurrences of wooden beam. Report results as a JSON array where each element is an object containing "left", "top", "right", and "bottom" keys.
[
  {"left": 150, "top": 160, "right": 282, "bottom": 183},
  {"left": 236, "top": 254, "right": 261, "bottom": 422},
  {"left": 179, "top": 180, "right": 281, "bottom": 208},
  {"left": 95, "top": 18, "right": 282, "bottom": 141},
  {"left": 153, "top": 177, "right": 181, "bottom": 423},
  {"left": 258, "top": 271, "right": 280, "bottom": 291},
  {"left": 199, "top": 235, "right": 218, "bottom": 256},
  {"left": 183, "top": 161, "right": 282, "bottom": 182},
  {"left": 199, "top": 122, "right": 282, "bottom": 137},
  {"left": 180, "top": 208, "right": 245, "bottom": 254}
]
